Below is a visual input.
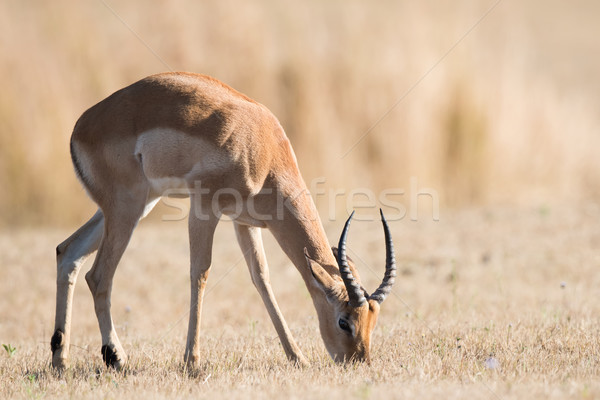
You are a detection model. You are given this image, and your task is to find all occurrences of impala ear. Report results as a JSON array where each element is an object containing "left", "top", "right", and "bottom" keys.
[
  {"left": 304, "top": 248, "right": 335, "bottom": 294},
  {"left": 331, "top": 246, "right": 354, "bottom": 263}
]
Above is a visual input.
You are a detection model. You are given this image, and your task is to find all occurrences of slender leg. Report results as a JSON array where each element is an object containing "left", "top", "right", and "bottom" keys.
[
  {"left": 51, "top": 209, "right": 104, "bottom": 369},
  {"left": 234, "top": 223, "right": 309, "bottom": 366},
  {"left": 184, "top": 200, "right": 220, "bottom": 367},
  {"left": 84, "top": 190, "right": 149, "bottom": 369}
]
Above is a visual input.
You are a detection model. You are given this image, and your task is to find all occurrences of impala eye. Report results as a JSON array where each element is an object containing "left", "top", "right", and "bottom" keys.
[{"left": 338, "top": 318, "right": 351, "bottom": 333}]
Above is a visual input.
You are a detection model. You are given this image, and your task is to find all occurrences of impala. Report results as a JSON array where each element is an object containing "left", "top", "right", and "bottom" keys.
[{"left": 51, "top": 72, "right": 396, "bottom": 369}]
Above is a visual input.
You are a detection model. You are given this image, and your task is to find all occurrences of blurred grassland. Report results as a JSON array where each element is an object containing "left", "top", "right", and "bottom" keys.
[{"left": 0, "top": 0, "right": 599, "bottom": 226}]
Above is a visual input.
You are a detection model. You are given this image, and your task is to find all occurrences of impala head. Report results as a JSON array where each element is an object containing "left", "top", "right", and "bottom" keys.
[{"left": 304, "top": 209, "right": 396, "bottom": 363}]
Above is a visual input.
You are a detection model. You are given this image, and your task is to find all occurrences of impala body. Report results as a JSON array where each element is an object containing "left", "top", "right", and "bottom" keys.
[{"left": 51, "top": 72, "right": 396, "bottom": 369}]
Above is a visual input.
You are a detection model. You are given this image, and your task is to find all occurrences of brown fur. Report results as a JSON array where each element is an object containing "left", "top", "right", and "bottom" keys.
[{"left": 52, "top": 72, "right": 389, "bottom": 369}]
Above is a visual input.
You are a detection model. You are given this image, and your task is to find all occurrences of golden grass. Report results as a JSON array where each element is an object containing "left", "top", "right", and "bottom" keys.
[
  {"left": 1, "top": 206, "right": 599, "bottom": 398},
  {"left": 1, "top": 1, "right": 600, "bottom": 225},
  {"left": 1, "top": 2, "right": 599, "bottom": 396}
]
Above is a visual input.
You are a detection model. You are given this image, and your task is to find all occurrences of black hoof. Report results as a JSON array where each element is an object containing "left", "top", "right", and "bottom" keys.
[
  {"left": 101, "top": 345, "right": 119, "bottom": 368},
  {"left": 51, "top": 330, "right": 64, "bottom": 354}
]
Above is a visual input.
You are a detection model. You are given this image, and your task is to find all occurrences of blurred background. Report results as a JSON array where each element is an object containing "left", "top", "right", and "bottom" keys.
[{"left": 0, "top": 0, "right": 599, "bottom": 227}]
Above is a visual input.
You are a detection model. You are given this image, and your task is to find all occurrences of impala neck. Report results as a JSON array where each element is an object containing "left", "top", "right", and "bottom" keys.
[{"left": 267, "top": 182, "right": 339, "bottom": 297}]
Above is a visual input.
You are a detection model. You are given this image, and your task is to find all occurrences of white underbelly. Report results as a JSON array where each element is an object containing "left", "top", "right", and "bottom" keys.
[
  {"left": 134, "top": 127, "right": 230, "bottom": 196},
  {"left": 147, "top": 176, "right": 191, "bottom": 194}
]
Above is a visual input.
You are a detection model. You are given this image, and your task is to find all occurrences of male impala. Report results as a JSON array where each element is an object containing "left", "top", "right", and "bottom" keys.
[{"left": 51, "top": 72, "right": 396, "bottom": 369}]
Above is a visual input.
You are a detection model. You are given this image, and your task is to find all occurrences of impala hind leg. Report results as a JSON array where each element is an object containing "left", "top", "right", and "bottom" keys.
[
  {"left": 84, "top": 191, "right": 149, "bottom": 369},
  {"left": 52, "top": 209, "right": 104, "bottom": 369},
  {"left": 184, "top": 201, "right": 220, "bottom": 367},
  {"left": 234, "top": 224, "right": 309, "bottom": 366}
]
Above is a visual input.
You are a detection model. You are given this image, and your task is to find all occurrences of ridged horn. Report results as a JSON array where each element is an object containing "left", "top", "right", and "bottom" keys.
[
  {"left": 368, "top": 209, "right": 397, "bottom": 304},
  {"left": 337, "top": 211, "right": 367, "bottom": 307}
]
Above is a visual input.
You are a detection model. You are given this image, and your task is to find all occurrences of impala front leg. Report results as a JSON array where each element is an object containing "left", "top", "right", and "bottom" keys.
[
  {"left": 184, "top": 201, "right": 220, "bottom": 367},
  {"left": 234, "top": 223, "right": 309, "bottom": 367}
]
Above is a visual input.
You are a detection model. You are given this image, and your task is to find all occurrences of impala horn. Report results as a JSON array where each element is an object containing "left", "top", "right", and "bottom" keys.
[
  {"left": 336, "top": 210, "right": 397, "bottom": 307},
  {"left": 336, "top": 211, "right": 367, "bottom": 307},
  {"left": 368, "top": 209, "right": 396, "bottom": 304}
]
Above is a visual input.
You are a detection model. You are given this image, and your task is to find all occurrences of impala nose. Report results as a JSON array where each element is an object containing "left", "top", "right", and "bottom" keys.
[
  {"left": 355, "top": 350, "right": 371, "bottom": 364},
  {"left": 343, "top": 346, "right": 370, "bottom": 364}
]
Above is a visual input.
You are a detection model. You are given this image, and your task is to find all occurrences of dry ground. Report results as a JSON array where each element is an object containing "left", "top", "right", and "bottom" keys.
[{"left": 1, "top": 206, "right": 599, "bottom": 399}]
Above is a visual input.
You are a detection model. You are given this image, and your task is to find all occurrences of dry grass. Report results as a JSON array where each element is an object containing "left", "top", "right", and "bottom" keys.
[
  {"left": 1, "top": 1, "right": 599, "bottom": 398},
  {"left": 1, "top": 206, "right": 599, "bottom": 399},
  {"left": 1, "top": 1, "right": 600, "bottom": 225}
]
